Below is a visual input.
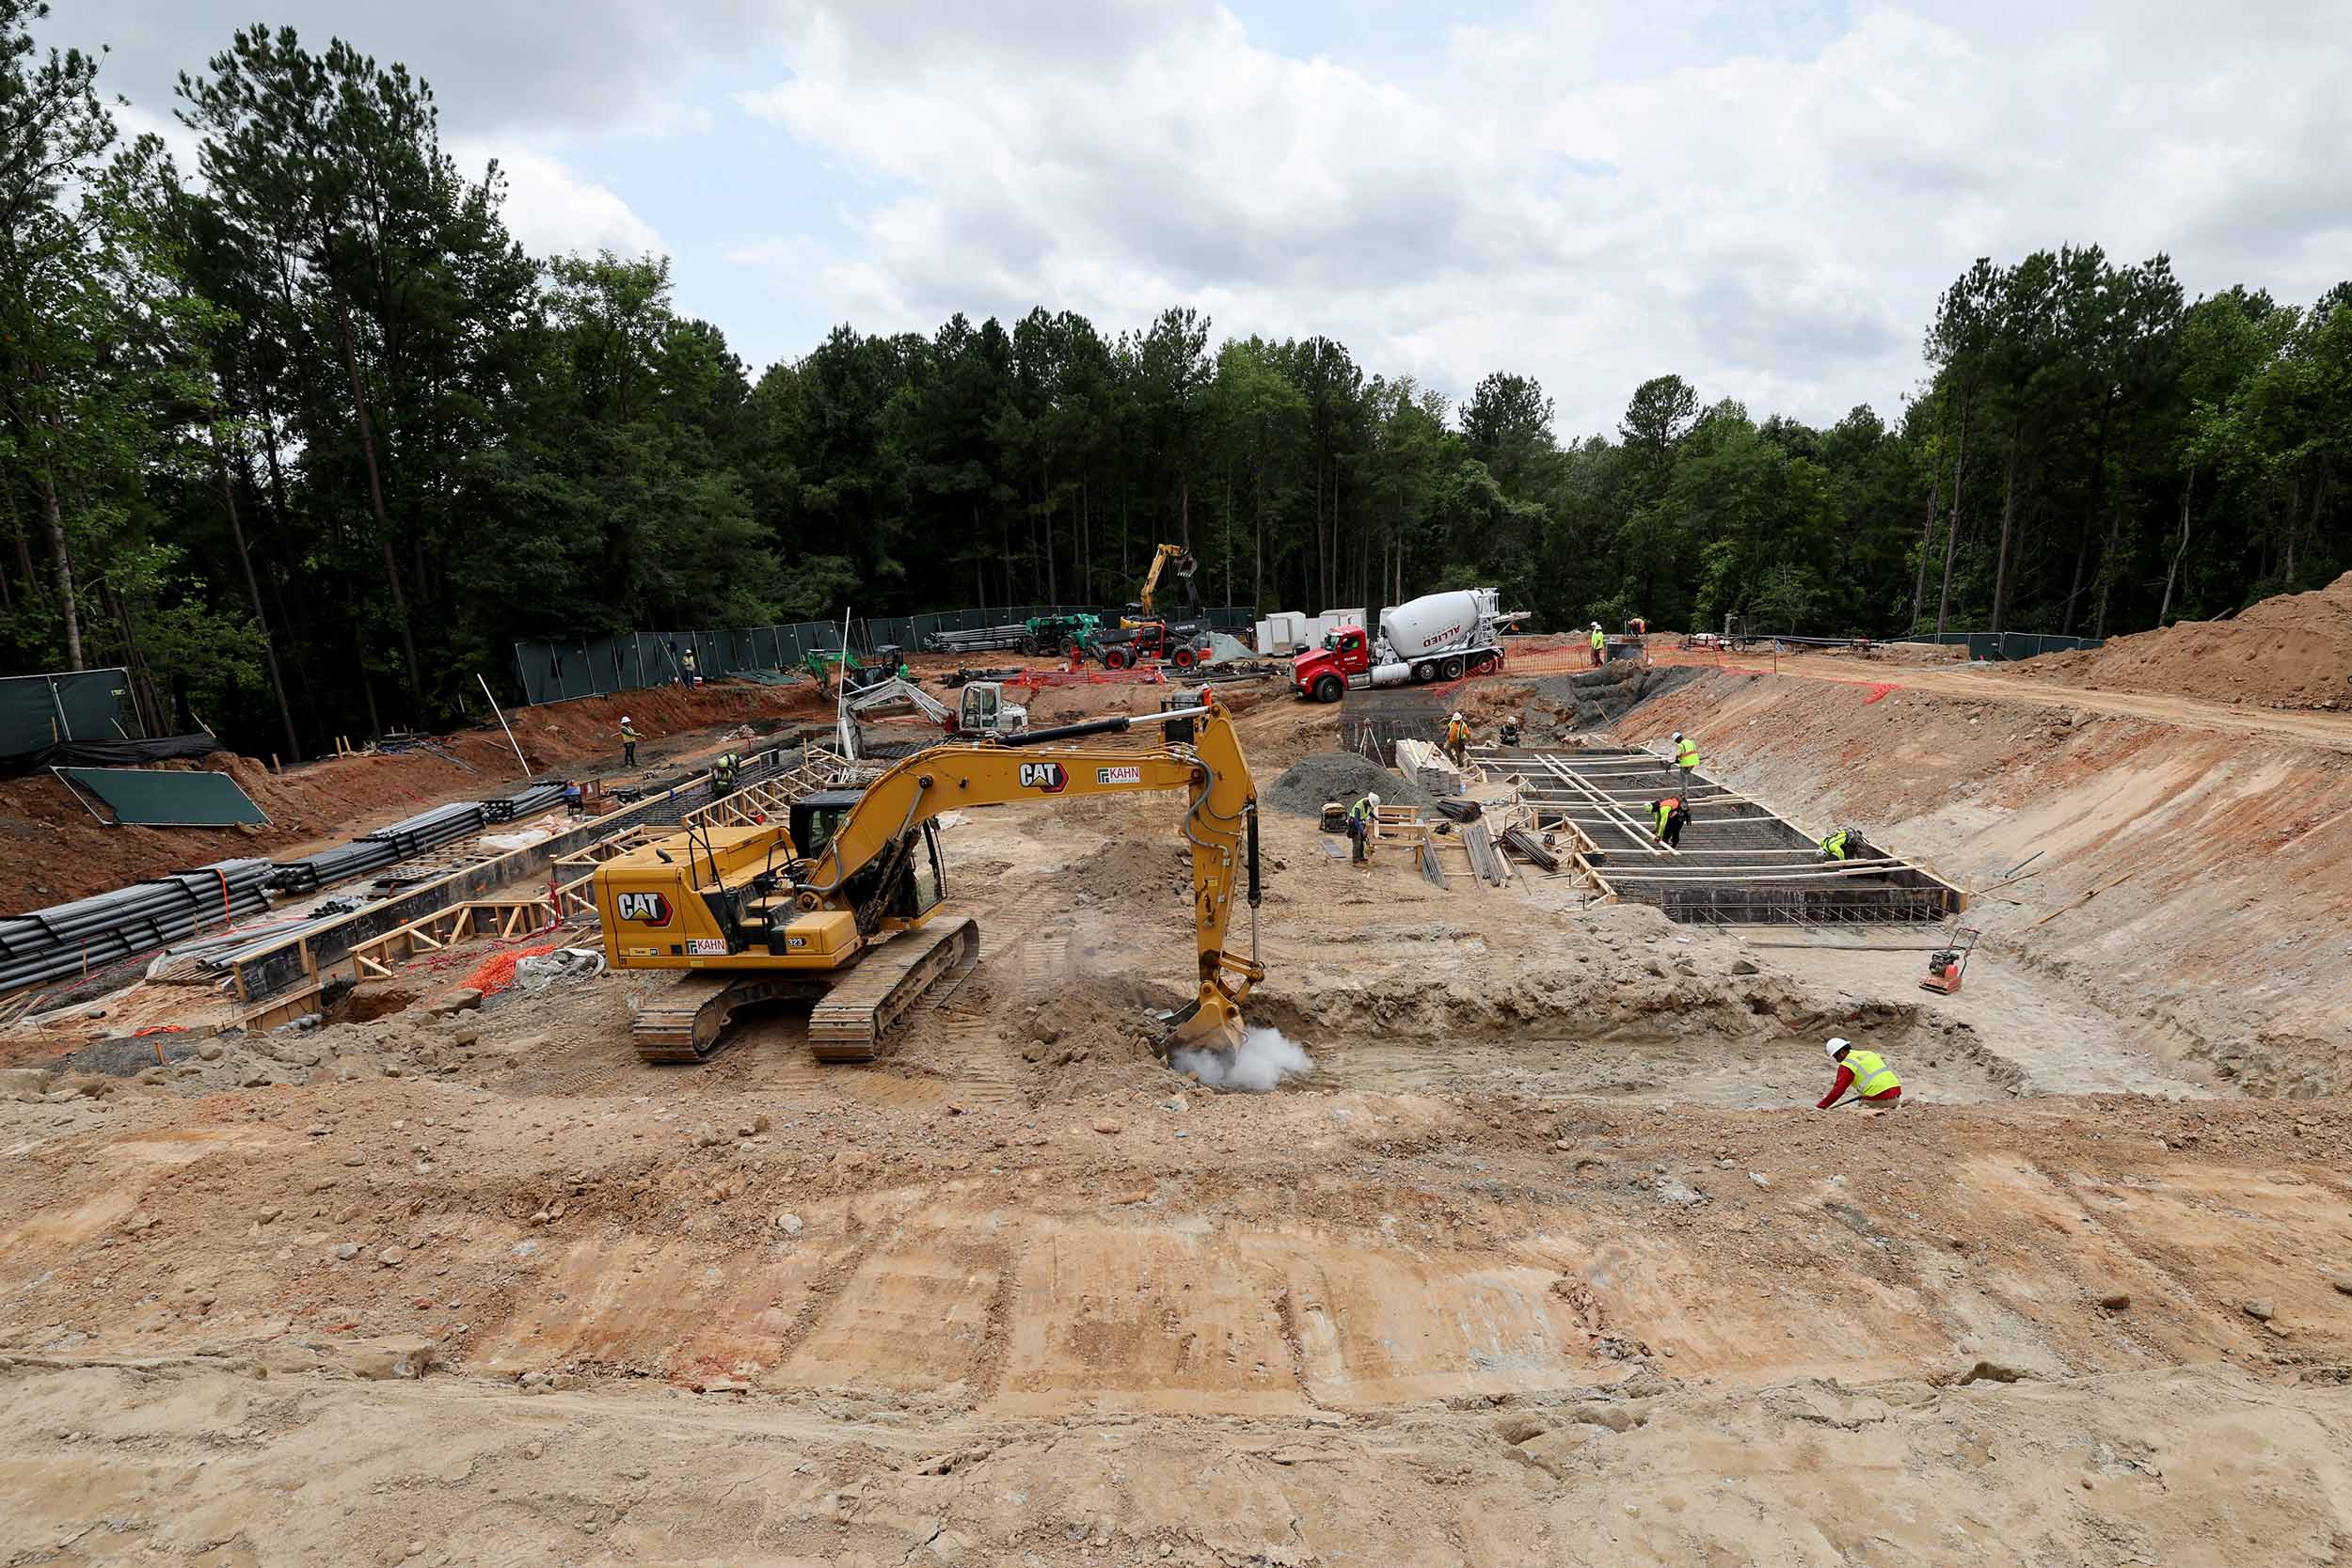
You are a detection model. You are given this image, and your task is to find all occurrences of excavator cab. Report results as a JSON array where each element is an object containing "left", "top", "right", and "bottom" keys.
[
  {"left": 789, "top": 790, "right": 861, "bottom": 864},
  {"left": 956, "top": 681, "right": 1028, "bottom": 738},
  {"left": 789, "top": 791, "right": 946, "bottom": 926}
]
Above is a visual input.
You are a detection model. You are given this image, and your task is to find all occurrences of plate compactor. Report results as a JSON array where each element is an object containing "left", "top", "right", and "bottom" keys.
[{"left": 1919, "top": 927, "right": 1981, "bottom": 994}]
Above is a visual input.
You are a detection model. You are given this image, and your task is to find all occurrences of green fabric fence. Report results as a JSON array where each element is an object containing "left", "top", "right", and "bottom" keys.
[
  {"left": 0, "top": 669, "right": 138, "bottom": 758},
  {"left": 1913, "top": 631, "right": 2105, "bottom": 661},
  {"left": 512, "top": 607, "right": 1257, "bottom": 705},
  {"left": 57, "top": 767, "right": 268, "bottom": 827}
]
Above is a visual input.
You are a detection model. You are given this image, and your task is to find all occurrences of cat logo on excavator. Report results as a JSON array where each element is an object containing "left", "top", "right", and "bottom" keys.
[
  {"left": 1018, "top": 761, "right": 1069, "bottom": 793},
  {"left": 616, "top": 891, "right": 673, "bottom": 927}
]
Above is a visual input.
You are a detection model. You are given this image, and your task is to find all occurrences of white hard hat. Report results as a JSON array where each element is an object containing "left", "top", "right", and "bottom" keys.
[
  {"left": 1672, "top": 731, "right": 1684, "bottom": 741},
  {"left": 1368, "top": 792, "right": 1381, "bottom": 806},
  {"left": 1452, "top": 711, "right": 1464, "bottom": 721},
  {"left": 1825, "top": 1037, "right": 1851, "bottom": 1058},
  {"left": 621, "top": 715, "right": 630, "bottom": 722}
]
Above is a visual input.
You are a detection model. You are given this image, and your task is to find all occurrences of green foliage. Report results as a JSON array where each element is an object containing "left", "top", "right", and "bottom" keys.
[{"left": 3, "top": 8, "right": 2348, "bottom": 760}]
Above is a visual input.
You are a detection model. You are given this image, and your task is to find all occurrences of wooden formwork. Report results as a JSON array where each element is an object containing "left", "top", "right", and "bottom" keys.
[{"left": 347, "top": 897, "right": 563, "bottom": 980}]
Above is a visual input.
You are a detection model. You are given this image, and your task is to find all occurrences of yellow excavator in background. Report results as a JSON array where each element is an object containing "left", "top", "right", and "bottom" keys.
[
  {"left": 592, "top": 698, "right": 1264, "bottom": 1065},
  {"left": 1121, "top": 543, "right": 1201, "bottom": 628}
]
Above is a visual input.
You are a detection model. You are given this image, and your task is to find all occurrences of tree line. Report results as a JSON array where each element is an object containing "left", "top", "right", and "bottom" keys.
[{"left": 4, "top": 7, "right": 2346, "bottom": 757}]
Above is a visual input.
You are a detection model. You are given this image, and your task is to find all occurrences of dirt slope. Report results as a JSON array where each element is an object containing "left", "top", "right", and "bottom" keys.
[
  {"left": 2002, "top": 569, "right": 2352, "bottom": 710},
  {"left": 1616, "top": 667, "right": 2352, "bottom": 1092},
  {"left": 0, "top": 682, "right": 830, "bottom": 908}
]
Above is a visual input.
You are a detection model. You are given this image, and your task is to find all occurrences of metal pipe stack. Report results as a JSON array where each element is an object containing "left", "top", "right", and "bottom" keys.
[
  {"left": 484, "top": 782, "right": 568, "bottom": 821},
  {"left": 359, "top": 801, "right": 487, "bottom": 859},
  {"left": 0, "top": 858, "right": 275, "bottom": 992},
  {"left": 922, "top": 624, "right": 1032, "bottom": 653}
]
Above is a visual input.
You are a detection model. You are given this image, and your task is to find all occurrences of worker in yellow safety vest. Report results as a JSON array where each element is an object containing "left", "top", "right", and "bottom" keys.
[
  {"left": 1819, "top": 829, "right": 1851, "bottom": 861},
  {"left": 620, "top": 716, "right": 638, "bottom": 768},
  {"left": 1589, "top": 622, "right": 1607, "bottom": 668},
  {"left": 1444, "top": 711, "right": 1471, "bottom": 768},
  {"left": 712, "top": 752, "right": 741, "bottom": 794},
  {"left": 1818, "top": 1037, "right": 1902, "bottom": 1109},
  {"left": 1672, "top": 731, "right": 1700, "bottom": 790},
  {"left": 1347, "top": 791, "right": 1380, "bottom": 866}
]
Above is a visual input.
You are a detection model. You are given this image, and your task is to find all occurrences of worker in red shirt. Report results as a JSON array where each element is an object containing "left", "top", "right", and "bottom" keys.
[{"left": 1817, "top": 1037, "right": 1902, "bottom": 1110}]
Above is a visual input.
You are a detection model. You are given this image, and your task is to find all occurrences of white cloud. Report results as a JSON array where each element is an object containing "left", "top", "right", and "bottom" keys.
[
  {"left": 734, "top": 0, "right": 2352, "bottom": 435},
  {"left": 456, "top": 147, "right": 667, "bottom": 261}
]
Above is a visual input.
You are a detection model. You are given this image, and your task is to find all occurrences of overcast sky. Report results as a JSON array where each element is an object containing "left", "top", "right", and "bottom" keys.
[{"left": 45, "top": 0, "right": 2352, "bottom": 436}]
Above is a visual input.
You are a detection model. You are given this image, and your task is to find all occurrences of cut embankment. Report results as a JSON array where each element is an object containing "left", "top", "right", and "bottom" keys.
[{"left": 1613, "top": 668, "right": 2352, "bottom": 1093}]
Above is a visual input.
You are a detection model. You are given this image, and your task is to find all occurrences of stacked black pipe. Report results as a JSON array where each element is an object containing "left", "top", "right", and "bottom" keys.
[
  {"left": 264, "top": 803, "right": 485, "bottom": 895},
  {"left": 359, "top": 801, "right": 487, "bottom": 858},
  {"left": 0, "top": 858, "right": 274, "bottom": 991},
  {"left": 485, "top": 781, "right": 568, "bottom": 821}
]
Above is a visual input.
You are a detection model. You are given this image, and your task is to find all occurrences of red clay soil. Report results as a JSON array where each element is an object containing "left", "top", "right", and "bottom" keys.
[
  {"left": 2000, "top": 568, "right": 2352, "bottom": 709},
  {"left": 0, "top": 681, "right": 832, "bottom": 910}
]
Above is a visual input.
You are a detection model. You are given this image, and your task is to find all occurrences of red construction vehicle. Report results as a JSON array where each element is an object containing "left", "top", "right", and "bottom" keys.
[{"left": 1097, "top": 620, "right": 1207, "bottom": 671}]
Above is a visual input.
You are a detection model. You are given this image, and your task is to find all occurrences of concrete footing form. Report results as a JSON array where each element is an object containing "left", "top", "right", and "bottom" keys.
[{"left": 1477, "top": 747, "right": 1966, "bottom": 926}]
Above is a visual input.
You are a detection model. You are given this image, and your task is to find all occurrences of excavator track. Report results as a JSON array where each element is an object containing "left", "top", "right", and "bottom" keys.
[
  {"left": 631, "top": 971, "right": 829, "bottom": 1064},
  {"left": 807, "top": 916, "right": 981, "bottom": 1063}
]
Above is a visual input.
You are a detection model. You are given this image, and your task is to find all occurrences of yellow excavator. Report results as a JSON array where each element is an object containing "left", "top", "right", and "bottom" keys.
[
  {"left": 1121, "top": 543, "right": 1201, "bottom": 628},
  {"left": 591, "top": 698, "right": 1264, "bottom": 1065}
]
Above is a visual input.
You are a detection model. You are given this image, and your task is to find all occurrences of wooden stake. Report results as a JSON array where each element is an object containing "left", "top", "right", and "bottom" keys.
[{"left": 479, "top": 673, "right": 532, "bottom": 780}]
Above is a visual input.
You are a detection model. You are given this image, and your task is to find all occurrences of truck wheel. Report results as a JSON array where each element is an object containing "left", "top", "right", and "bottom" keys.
[
  {"left": 1413, "top": 662, "right": 1435, "bottom": 683},
  {"left": 1019, "top": 637, "right": 1041, "bottom": 657},
  {"left": 1172, "top": 646, "right": 1196, "bottom": 669},
  {"left": 1312, "top": 674, "right": 1343, "bottom": 704},
  {"left": 1442, "top": 655, "right": 1465, "bottom": 680},
  {"left": 1103, "top": 648, "right": 1128, "bottom": 670}
]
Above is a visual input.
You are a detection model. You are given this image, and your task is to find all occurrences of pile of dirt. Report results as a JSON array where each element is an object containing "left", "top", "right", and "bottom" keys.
[
  {"left": 2005, "top": 569, "right": 2352, "bottom": 709},
  {"left": 1264, "top": 751, "right": 1430, "bottom": 816},
  {"left": 1062, "top": 839, "right": 1193, "bottom": 900}
]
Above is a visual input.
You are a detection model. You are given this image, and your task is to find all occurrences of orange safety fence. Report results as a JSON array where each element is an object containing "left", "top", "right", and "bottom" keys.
[{"left": 462, "top": 939, "right": 567, "bottom": 998}]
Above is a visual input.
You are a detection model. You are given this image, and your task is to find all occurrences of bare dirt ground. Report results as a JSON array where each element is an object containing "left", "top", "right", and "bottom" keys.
[{"left": 5, "top": 645, "right": 2352, "bottom": 1566}]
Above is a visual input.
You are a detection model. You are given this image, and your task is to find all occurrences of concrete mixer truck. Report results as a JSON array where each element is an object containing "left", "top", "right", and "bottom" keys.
[{"left": 1290, "top": 588, "right": 1528, "bottom": 702}]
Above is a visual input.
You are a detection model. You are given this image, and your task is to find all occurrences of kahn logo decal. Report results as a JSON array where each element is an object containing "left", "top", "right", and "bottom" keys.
[
  {"left": 616, "top": 891, "right": 673, "bottom": 927},
  {"left": 1019, "top": 761, "right": 1069, "bottom": 793}
]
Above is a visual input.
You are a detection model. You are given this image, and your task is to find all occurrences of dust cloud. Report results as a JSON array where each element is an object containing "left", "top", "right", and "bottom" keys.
[{"left": 1171, "top": 1025, "right": 1314, "bottom": 1092}]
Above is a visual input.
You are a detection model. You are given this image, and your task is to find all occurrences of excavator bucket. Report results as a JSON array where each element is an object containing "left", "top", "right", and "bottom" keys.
[{"left": 1156, "top": 987, "right": 1246, "bottom": 1058}]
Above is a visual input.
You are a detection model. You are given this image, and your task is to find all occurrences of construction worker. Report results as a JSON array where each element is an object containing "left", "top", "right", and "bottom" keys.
[
  {"left": 1817, "top": 1037, "right": 1902, "bottom": 1110},
  {"left": 1819, "top": 828, "right": 1851, "bottom": 861},
  {"left": 1347, "top": 791, "right": 1380, "bottom": 866},
  {"left": 681, "top": 645, "right": 700, "bottom": 686},
  {"left": 712, "top": 751, "right": 740, "bottom": 795},
  {"left": 1589, "top": 621, "right": 1607, "bottom": 668},
  {"left": 1444, "top": 711, "right": 1471, "bottom": 768},
  {"left": 1649, "top": 795, "right": 1689, "bottom": 848},
  {"left": 1499, "top": 718, "right": 1521, "bottom": 748},
  {"left": 620, "top": 715, "right": 638, "bottom": 768},
  {"left": 1672, "top": 731, "right": 1700, "bottom": 790}
]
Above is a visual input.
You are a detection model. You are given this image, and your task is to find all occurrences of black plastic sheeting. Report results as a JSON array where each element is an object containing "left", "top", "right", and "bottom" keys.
[
  {"left": 0, "top": 858, "right": 273, "bottom": 992},
  {"left": 0, "top": 733, "right": 223, "bottom": 780}
]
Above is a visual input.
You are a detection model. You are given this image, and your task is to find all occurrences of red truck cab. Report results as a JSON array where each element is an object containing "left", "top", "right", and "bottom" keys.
[{"left": 1292, "top": 626, "right": 1369, "bottom": 703}]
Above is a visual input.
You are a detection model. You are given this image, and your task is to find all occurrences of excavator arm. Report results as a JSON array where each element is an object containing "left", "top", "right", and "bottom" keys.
[
  {"left": 794, "top": 699, "right": 1263, "bottom": 1055},
  {"left": 1127, "top": 543, "right": 1200, "bottom": 626}
]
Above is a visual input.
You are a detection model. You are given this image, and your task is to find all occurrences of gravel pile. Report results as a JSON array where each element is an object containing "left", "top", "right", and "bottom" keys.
[{"left": 1264, "top": 752, "right": 1430, "bottom": 816}]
